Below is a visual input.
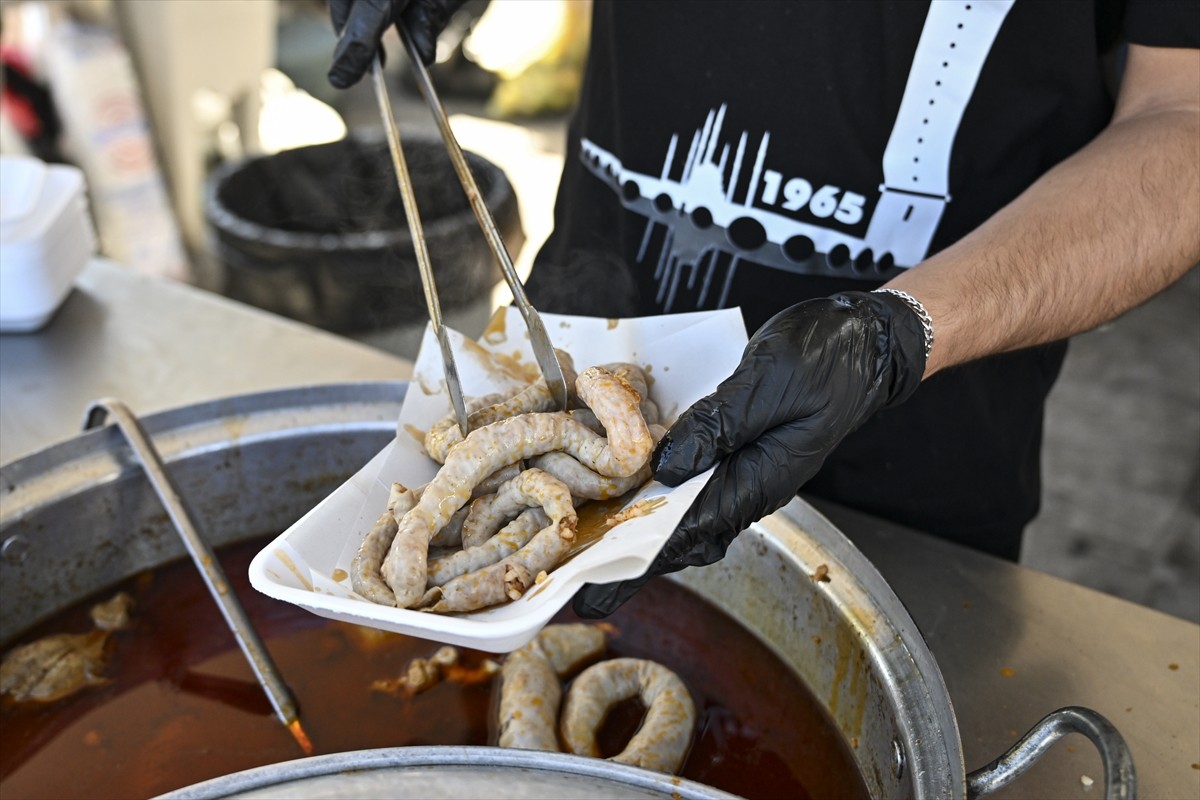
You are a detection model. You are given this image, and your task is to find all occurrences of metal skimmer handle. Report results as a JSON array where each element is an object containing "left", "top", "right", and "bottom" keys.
[
  {"left": 82, "top": 399, "right": 311, "bottom": 754},
  {"left": 371, "top": 56, "right": 470, "bottom": 436},
  {"left": 398, "top": 26, "right": 569, "bottom": 411}
]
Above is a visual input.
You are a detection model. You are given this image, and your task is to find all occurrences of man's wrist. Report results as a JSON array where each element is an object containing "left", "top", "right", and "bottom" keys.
[{"left": 872, "top": 288, "right": 934, "bottom": 361}]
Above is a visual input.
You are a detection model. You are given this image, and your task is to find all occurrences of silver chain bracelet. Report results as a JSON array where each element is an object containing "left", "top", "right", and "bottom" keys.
[{"left": 873, "top": 288, "right": 934, "bottom": 360}]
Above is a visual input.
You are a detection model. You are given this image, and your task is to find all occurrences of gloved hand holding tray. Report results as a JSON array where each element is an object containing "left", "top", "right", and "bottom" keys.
[{"left": 249, "top": 307, "right": 748, "bottom": 652}]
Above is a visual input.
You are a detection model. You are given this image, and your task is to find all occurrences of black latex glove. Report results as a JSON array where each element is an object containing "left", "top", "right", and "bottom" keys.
[
  {"left": 328, "top": 0, "right": 468, "bottom": 89},
  {"left": 572, "top": 290, "right": 929, "bottom": 618}
]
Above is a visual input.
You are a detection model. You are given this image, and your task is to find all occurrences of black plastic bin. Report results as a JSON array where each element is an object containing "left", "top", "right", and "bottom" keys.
[{"left": 204, "top": 134, "right": 521, "bottom": 333}]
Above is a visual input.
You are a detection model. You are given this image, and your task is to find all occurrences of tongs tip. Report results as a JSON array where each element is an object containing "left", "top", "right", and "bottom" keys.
[{"left": 525, "top": 316, "right": 569, "bottom": 412}]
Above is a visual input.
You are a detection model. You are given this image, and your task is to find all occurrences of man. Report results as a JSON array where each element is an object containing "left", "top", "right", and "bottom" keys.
[{"left": 329, "top": 0, "right": 1200, "bottom": 616}]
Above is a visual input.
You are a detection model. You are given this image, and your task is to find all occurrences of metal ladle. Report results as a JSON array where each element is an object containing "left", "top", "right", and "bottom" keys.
[{"left": 82, "top": 399, "right": 312, "bottom": 755}]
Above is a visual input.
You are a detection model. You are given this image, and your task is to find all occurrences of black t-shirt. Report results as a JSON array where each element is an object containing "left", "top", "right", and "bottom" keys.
[{"left": 527, "top": 0, "right": 1200, "bottom": 559}]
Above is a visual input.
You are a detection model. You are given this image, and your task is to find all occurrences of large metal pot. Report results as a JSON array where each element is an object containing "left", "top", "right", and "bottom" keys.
[{"left": 0, "top": 384, "right": 1132, "bottom": 798}]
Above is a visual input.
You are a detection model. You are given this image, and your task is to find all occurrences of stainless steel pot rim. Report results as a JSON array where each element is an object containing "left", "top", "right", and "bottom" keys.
[
  {"left": 0, "top": 383, "right": 404, "bottom": 588},
  {"left": 153, "top": 746, "right": 743, "bottom": 800},
  {"left": 752, "top": 501, "right": 966, "bottom": 793}
]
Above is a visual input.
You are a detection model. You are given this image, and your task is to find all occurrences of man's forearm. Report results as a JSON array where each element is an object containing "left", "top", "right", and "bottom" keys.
[{"left": 888, "top": 46, "right": 1200, "bottom": 378}]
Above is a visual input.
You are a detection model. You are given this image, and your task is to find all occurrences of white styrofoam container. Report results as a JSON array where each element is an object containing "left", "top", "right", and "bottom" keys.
[
  {"left": 1, "top": 156, "right": 95, "bottom": 332},
  {"left": 249, "top": 308, "right": 750, "bottom": 652}
]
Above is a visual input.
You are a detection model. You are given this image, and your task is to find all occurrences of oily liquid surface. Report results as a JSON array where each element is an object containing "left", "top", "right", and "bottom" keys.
[{"left": 0, "top": 537, "right": 869, "bottom": 800}]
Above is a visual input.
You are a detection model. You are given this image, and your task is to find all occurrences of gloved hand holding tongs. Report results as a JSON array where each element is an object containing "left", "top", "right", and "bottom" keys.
[
  {"left": 328, "top": 0, "right": 469, "bottom": 87},
  {"left": 327, "top": 0, "right": 569, "bottom": 432}
]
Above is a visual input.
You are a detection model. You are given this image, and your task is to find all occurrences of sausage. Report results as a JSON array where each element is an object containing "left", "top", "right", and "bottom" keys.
[
  {"left": 350, "top": 483, "right": 415, "bottom": 605},
  {"left": 381, "top": 366, "right": 653, "bottom": 608},
  {"left": 497, "top": 624, "right": 607, "bottom": 751},
  {"left": 529, "top": 452, "right": 651, "bottom": 501},
  {"left": 460, "top": 468, "right": 577, "bottom": 550},
  {"left": 560, "top": 658, "right": 695, "bottom": 774},
  {"left": 424, "top": 352, "right": 579, "bottom": 463},
  {"left": 427, "top": 509, "right": 549, "bottom": 588},
  {"left": 602, "top": 362, "right": 660, "bottom": 426},
  {"left": 415, "top": 508, "right": 576, "bottom": 612}
]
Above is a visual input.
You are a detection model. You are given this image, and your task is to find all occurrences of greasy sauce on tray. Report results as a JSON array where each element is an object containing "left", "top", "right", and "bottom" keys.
[{"left": 1, "top": 536, "right": 868, "bottom": 800}]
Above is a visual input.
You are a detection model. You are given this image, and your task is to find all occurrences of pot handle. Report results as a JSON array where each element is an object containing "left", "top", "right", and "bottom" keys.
[{"left": 965, "top": 706, "right": 1135, "bottom": 800}]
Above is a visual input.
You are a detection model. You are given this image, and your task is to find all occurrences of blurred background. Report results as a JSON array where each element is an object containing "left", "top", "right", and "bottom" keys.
[
  {"left": 0, "top": 0, "right": 585, "bottom": 353},
  {"left": 0, "top": 0, "right": 1195, "bottom": 622}
]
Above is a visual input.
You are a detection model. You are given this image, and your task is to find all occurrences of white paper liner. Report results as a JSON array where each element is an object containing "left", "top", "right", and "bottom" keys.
[{"left": 249, "top": 307, "right": 748, "bottom": 653}]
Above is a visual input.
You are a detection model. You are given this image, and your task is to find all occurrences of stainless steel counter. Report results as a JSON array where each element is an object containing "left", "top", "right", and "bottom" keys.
[
  {"left": 0, "top": 260, "right": 411, "bottom": 464},
  {"left": 810, "top": 498, "right": 1199, "bottom": 800},
  {"left": 1, "top": 262, "right": 1196, "bottom": 799}
]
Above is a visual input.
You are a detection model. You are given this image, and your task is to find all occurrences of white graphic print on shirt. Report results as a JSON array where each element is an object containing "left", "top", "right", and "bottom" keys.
[{"left": 579, "top": 0, "right": 1015, "bottom": 311}]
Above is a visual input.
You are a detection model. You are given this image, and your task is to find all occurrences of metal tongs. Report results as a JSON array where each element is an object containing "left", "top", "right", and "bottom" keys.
[{"left": 369, "top": 33, "right": 569, "bottom": 437}]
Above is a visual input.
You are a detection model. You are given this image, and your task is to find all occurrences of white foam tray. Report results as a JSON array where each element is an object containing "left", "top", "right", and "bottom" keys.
[{"left": 249, "top": 308, "right": 748, "bottom": 652}]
